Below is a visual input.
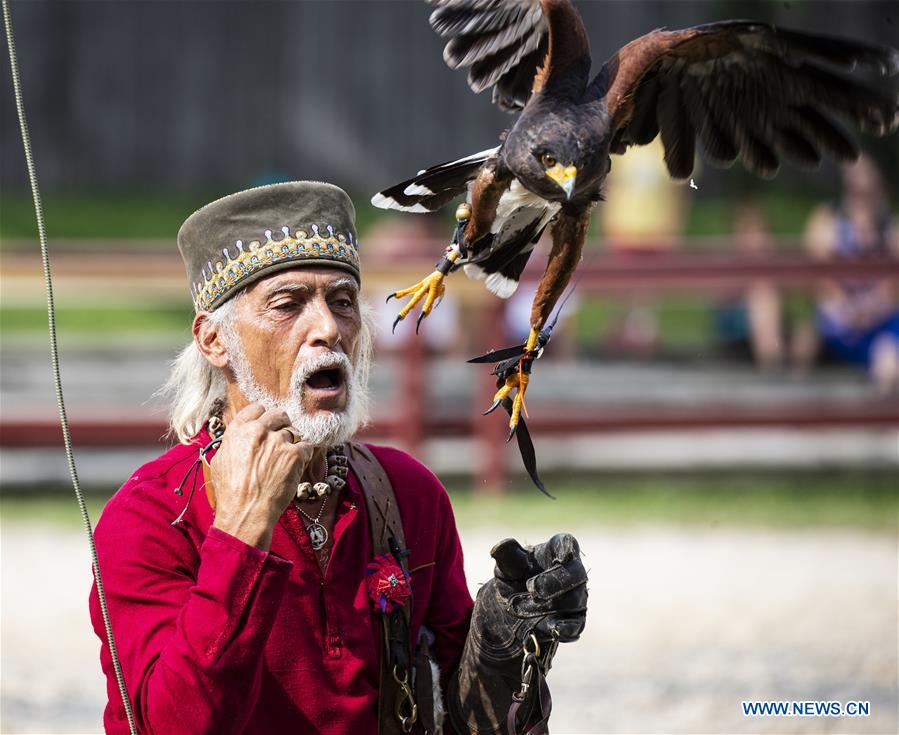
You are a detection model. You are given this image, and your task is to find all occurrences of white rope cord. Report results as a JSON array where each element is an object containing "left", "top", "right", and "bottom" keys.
[{"left": 2, "top": 2, "right": 138, "bottom": 733}]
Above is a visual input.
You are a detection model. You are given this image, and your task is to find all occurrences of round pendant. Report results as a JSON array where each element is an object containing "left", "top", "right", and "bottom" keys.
[{"left": 307, "top": 522, "right": 328, "bottom": 550}]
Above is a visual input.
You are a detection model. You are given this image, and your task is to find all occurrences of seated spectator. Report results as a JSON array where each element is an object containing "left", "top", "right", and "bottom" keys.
[
  {"left": 600, "top": 139, "right": 689, "bottom": 356},
  {"left": 799, "top": 155, "right": 899, "bottom": 392},
  {"left": 714, "top": 204, "right": 785, "bottom": 369}
]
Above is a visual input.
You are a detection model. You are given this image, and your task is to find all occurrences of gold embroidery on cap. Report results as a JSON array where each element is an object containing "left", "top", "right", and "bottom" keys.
[{"left": 192, "top": 224, "right": 359, "bottom": 311}]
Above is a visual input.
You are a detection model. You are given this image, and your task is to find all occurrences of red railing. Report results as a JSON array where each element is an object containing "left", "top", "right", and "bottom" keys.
[{"left": 2, "top": 249, "right": 897, "bottom": 488}]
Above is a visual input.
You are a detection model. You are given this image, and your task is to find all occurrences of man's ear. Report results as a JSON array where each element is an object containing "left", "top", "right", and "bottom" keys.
[{"left": 194, "top": 312, "right": 229, "bottom": 369}]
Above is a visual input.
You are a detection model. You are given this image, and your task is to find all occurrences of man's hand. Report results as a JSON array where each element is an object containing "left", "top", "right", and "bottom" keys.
[
  {"left": 481, "top": 533, "right": 588, "bottom": 650},
  {"left": 211, "top": 404, "right": 314, "bottom": 550}
]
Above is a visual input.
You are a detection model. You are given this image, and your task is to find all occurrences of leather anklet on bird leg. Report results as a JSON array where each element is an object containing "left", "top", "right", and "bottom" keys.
[{"left": 491, "top": 327, "right": 539, "bottom": 432}]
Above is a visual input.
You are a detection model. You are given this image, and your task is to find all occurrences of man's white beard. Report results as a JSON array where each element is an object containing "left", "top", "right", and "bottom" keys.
[{"left": 225, "top": 336, "right": 368, "bottom": 447}]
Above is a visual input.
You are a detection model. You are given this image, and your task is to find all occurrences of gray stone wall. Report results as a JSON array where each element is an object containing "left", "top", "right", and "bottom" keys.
[{"left": 2, "top": 0, "right": 896, "bottom": 193}]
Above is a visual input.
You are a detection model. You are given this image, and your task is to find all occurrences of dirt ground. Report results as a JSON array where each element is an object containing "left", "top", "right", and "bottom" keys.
[{"left": 1, "top": 520, "right": 896, "bottom": 734}]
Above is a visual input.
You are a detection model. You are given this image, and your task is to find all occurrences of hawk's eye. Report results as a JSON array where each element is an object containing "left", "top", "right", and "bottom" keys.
[{"left": 541, "top": 154, "right": 557, "bottom": 168}]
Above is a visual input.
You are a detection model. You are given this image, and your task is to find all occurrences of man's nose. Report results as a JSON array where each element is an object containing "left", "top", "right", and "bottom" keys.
[{"left": 304, "top": 296, "right": 341, "bottom": 349}]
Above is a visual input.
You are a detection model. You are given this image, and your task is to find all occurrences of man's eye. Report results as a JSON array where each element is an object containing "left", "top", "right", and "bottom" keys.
[
  {"left": 330, "top": 292, "right": 356, "bottom": 308},
  {"left": 272, "top": 301, "right": 296, "bottom": 311}
]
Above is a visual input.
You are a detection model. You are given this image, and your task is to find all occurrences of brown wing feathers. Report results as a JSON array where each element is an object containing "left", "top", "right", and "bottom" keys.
[
  {"left": 733, "top": 23, "right": 899, "bottom": 76},
  {"left": 604, "top": 22, "right": 899, "bottom": 179},
  {"left": 656, "top": 69, "right": 697, "bottom": 180},
  {"left": 430, "top": 0, "right": 548, "bottom": 109},
  {"left": 678, "top": 72, "right": 739, "bottom": 167}
]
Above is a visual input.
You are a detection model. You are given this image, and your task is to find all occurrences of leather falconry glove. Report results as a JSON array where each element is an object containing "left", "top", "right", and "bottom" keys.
[{"left": 448, "top": 533, "right": 588, "bottom": 735}]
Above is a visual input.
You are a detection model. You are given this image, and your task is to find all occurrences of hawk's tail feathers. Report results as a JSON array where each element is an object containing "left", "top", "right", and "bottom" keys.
[
  {"left": 462, "top": 211, "right": 548, "bottom": 298},
  {"left": 371, "top": 146, "right": 499, "bottom": 213},
  {"left": 464, "top": 248, "right": 533, "bottom": 299}
]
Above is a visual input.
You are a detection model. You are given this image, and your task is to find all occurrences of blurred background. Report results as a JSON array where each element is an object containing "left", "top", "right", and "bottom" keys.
[{"left": 1, "top": 1, "right": 897, "bottom": 733}]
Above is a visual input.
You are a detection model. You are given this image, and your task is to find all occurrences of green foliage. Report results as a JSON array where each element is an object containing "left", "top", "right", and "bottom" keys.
[
  {"left": 0, "top": 494, "right": 108, "bottom": 526},
  {"left": 1, "top": 190, "right": 824, "bottom": 243},
  {"left": 0, "top": 304, "right": 193, "bottom": 335},
  {"left": 3, "top": 472, "right": 893, "bottom": 532},
  {"left": 683, "top": 193, "right": 821, "bottom": 240},
  {"left": 575, "top": 295, "right": 711, "bottom": 350},
  {"left": 447, "top": 471, "right": 898, "bottom": 532},
  {"left": 0, "top": 191, "right": 391, "bottom": 244},
  {"left": 0, "top": 193, "right": 203, "bottom": 242}
]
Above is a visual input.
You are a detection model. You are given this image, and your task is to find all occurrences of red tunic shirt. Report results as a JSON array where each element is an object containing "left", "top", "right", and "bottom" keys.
[{"left": 89, "top": 432, "right": 474, "bottom": 734}]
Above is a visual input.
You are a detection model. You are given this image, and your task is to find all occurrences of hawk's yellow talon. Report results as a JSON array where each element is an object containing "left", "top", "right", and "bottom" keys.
[
  {"left": 388, "top": 270, "right": 447, "bottom": 333},
  {"left": 483, "top": 327, "right": 540, "bottom": 433},
  {"left": 508, "top": 373, "right": 530, "bottom": 430},
  {"left": 421, "top": 280, "right": 444, "bottom": 314},
  {"left": 492, "top": 374, "right": 518, "bottom": 404}
]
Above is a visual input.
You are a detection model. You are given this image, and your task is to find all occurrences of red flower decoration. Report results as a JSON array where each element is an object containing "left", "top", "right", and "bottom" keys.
[{"left": 366, "top": 552, "right": 411, "bottom": 613}]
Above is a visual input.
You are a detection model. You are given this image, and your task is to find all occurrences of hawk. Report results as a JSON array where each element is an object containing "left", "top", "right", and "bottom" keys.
[{"left": 373, "top": 0, "right": 899, "bottom": 434}]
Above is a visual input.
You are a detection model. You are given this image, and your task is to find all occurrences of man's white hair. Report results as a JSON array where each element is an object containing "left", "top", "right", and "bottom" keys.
[{"left": 159, "top": 293, "right": 375, "bottom": 444}]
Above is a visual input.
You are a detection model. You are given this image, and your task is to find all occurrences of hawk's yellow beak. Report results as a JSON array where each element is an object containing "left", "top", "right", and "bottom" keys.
[{"left": 545, "top": 163, "right": 577, "bottom": 200}]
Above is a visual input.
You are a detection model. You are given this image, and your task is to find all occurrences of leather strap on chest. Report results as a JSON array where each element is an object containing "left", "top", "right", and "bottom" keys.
[
  {"left": 350, "top": 443, "right": 405, "bottom": 557},
  {"left": 348, "top": 443, "right": 418, "bottom": 735}
]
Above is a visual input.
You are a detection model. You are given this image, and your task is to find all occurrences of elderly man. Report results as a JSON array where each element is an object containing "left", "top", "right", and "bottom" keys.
[{"left": 89, "top": 182, "right": 587, "bottom": 735}]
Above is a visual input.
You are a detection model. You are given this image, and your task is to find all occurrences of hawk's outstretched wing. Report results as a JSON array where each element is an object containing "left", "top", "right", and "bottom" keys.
[
  {"left": 428, "top": 0, "right": 549, "bottom": 111},
  {"left": 371, "top": 147, "right": 499, "bottom": 213},
  {"left": 594, "top": 21, "right": 899, "bottom": 179}
]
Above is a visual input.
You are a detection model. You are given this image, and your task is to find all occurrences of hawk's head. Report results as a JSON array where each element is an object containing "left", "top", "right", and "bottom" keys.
[{"left": 505, "top": 113, "right": 609, "bottom": 203}]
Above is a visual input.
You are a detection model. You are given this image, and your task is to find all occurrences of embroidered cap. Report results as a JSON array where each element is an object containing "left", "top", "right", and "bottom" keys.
[{"left": 178, "top": 181, "right": 361, "bottom": 312}]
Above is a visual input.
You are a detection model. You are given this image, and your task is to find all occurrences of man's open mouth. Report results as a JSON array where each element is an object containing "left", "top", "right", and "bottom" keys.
[{"left": 304, "top": 367, "right": 346, "bottom": 394}]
